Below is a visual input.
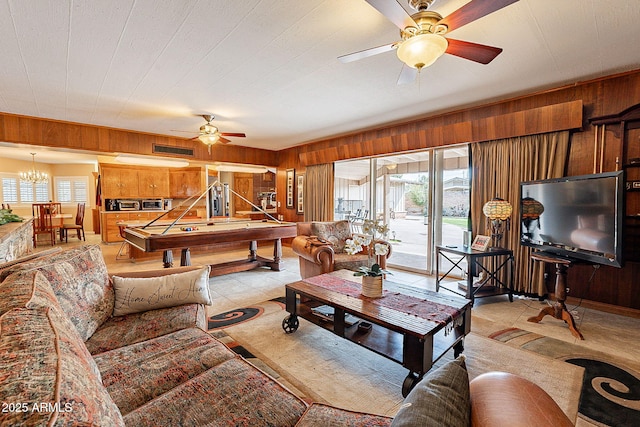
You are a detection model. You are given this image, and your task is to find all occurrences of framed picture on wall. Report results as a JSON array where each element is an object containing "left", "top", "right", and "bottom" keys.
[
  {"left": 286, "top": 169, "right": 295, "bottom": 208},
  {"left": 296, "top": 174, "right": 304, "bottom": 214}
]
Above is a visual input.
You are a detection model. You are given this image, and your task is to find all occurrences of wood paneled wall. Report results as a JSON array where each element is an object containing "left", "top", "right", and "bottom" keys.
[
  {"left": 298, "top": 101, "right": 583, "bottom": 166},
  {"left": 0, "top": 113, "right": 278, "bottom": 166},
  {"left": 276, "top": 69, "right": 640, "bottom": 310}
]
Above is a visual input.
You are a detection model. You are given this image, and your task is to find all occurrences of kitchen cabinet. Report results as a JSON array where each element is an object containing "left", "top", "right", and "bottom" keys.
[
  {"left": 169, "top": 167, "right": 204, "bottom": 198},
  {"left": 102, "top": 212, "right": 131, "bottom": 243},
  {"left": 101, "top": 165, "right": 139, "bottom": 198},
  {"left": 101, "top": 211, "right": 160, "bottom": 243},
  {"left": 138, "top": 169, "right": 169, "bottom": 197},
  {"left": 233, "top": 173, "right": 253, "bottom": 214}
]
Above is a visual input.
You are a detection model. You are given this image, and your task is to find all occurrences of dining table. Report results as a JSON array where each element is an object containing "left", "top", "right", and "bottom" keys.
[{"left": 31, "top": 203, "right": 73, "bottom": 245}]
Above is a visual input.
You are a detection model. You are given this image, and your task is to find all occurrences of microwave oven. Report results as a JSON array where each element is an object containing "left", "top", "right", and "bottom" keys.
[
  {"left": 117, "top": 199, "right": 140, "bottom": 211},
  {"left": 141, "top": 199, "right": 163, "bottom": 210}
]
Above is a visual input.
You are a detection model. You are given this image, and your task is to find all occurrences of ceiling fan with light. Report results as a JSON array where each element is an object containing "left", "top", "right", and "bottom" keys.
[
  {"left": 339, "top": 0, "right": 519, "bottom": 84},
  {"left": 194, "top": 114, "right": 246, "bottom": 153}
]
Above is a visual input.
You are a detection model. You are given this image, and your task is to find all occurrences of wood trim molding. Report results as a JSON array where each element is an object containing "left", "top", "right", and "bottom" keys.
[
  {"left": 564, "top": 296, "right": 640, "bottom": 319},
  {"left": 300, "top": 100, "right": 583, "bottom": 166}
]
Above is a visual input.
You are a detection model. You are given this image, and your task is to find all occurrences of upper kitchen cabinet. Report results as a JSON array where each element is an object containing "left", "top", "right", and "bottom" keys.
[
  {"left": 169, "top": 167, "right": 205, "bottom": 198},
  {"left": 138, "top": 169, "right": 169, "bottom": 198},
  {"left": 100, "top": 164, "right": 140, "bottom": 198}
]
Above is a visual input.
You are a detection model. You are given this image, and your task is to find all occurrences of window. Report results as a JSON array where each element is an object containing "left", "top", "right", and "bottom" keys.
[
  {"left": 334, "top": 146, "right": 469, "bottom": 274},
  {"left": 2, "top": 177, "right": 18, "bottom": 204},
  {"left": 54, "top": 176, "right": 88, "bottom": 205},
  {"left": 1, "top": 174, "right": 50, "bottom": 205}
]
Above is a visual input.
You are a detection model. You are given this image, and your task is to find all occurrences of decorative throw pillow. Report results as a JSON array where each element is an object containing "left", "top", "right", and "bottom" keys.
[
  {"left": 0, "top": 271, "right": 124, "bottom": 426},
  {"left": 0, "top": 269, "right": 103, "bottom": 380},
  {"left": 112, "top": 266, "right": 212, "bottom": 316},
  {"left": 310, "top": 220, "right": 352, "bottom": 253},
  {"left": 390, "top": 355, "right": 470, "bottom": 427},
  {"left": 0, "top": 245, "right": 114, "bottom": 341}
]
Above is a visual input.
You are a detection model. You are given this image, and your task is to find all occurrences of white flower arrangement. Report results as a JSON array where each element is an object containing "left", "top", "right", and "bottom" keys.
[{"left": 344, "top": 219, "right": 391, "bottom": 277}]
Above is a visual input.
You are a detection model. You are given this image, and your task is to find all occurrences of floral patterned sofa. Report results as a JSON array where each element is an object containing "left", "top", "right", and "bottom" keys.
[
  {"left": 0, "top": 244, "right": 573, "bottom": 427},
  {"left": 0, "top": 244, "right": 392, "bottom": 426},
  {"left": 292, "top": 220, "right": 392, "bottom": 279}
]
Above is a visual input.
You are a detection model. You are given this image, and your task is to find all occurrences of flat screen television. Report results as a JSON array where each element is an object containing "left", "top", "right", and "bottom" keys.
[{"left": 519, "top": 171, "right": 624, "bottom": 267}]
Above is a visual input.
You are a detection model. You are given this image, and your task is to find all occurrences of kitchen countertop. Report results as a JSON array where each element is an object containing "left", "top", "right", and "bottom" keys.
[{"left": 0, "top": 217, "right": 33, "bottom": 244}]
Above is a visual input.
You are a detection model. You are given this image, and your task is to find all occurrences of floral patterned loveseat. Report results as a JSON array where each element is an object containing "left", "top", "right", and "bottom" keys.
[{"left": 0, "top": 244, "right": 393, "bottom": 426}]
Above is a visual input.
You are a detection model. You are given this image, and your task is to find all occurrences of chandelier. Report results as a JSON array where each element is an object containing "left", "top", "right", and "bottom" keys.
[{"left": 20, "top": 153, "right": 48, "bottom": 184}]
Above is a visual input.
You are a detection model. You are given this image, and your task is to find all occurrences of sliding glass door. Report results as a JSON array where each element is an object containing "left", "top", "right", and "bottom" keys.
[{"left": 334, "top": 145, "right": 469, "bottom": 274}]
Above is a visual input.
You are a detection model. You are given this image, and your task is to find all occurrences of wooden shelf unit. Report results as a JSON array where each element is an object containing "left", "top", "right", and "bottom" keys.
[{"left": 590, "top": 103, "right": 640, "bottom": 262}]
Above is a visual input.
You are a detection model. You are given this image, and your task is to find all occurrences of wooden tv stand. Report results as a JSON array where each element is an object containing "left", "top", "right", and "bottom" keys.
[{"left": 527, "top": 252, "right": 584, "bottom": 340}]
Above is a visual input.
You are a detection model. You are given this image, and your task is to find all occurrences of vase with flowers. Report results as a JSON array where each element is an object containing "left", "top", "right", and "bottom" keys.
[{"left": 344, "top": 219, "right": 391, "bottom": 298}]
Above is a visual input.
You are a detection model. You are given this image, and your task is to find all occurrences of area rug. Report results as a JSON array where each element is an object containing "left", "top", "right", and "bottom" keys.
[
  {"left": 208, "top": 327, "right": 315, "bottom": 405},
  {"left": 490, "top": 327, "right": 640, "bottom": 427},
  {"left": 208, "top": 300, "right": 582, "bottom": 420}
]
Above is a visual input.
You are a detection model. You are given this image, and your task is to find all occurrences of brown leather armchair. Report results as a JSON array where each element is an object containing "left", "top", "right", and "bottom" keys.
[{"left": 291, "top": 220, "right": 392, "bottom": 279}]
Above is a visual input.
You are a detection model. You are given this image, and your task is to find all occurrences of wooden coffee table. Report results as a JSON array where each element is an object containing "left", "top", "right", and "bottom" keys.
[{"left": 282, "top": 270, "right": 472, "bottom": 396}]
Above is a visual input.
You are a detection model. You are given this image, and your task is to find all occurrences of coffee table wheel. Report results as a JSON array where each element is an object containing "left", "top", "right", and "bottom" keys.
[
  {"left": 282, "top": 314, "right": 299, "bottom": 334},
  {"left": 454, "top": 339, "right": 464, "bottom": 358},
  {"left": 402, "top": 372, "right": 421, "bottom": 398}
]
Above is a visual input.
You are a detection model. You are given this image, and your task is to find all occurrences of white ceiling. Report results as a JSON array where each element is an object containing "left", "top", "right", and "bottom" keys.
[{"left": 1, "top": 0, "right": 639, "bottom": 157}]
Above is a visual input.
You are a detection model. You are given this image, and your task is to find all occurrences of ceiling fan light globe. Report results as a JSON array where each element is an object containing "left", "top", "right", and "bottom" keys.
[
  {"left": 396, "top": 33, "right": 448, "bottom": 69},
  {"left": 198, "top": 133, "right": 220, "bottom": 146}
]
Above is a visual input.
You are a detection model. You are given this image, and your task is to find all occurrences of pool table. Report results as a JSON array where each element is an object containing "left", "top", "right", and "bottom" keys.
[{"left": 122, "top": 219, "right": 297, "bottom": 276}]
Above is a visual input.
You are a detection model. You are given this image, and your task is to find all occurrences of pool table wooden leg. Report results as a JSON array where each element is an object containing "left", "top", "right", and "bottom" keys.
[
  {"left": 248, "top": 240, "right": 258, "bottom": 261},
  {"left": 162, "top": 250, "right": 173, "bottom": 268},
  {"left": 272, "top": 238, "right": 282, "bottom": 270},
  {"left": 180, "top": 248, "right": 191, "bottom": 266}
]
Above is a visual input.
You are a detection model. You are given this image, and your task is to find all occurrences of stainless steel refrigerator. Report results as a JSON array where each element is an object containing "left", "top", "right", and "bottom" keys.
[{"left": 208, "top": 182, "right": 229, "bottom": 217}]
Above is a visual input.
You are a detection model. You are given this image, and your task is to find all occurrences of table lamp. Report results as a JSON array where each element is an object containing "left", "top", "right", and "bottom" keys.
[{"left": 482, "top": 197, "right": 513, "bottom": 249}]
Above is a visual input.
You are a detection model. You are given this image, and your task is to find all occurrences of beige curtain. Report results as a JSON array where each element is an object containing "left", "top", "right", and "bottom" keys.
[
  {"left": 470, "top": 131, "right": 569, "bottom": 295},
  {"left": 304, "top": 163, "right": 334, "bottom": 221}
]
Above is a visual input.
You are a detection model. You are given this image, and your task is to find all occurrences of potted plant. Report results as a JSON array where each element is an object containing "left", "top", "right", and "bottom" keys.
[{"left": 344, "top": 219, "right": 391, "bottom": 297}]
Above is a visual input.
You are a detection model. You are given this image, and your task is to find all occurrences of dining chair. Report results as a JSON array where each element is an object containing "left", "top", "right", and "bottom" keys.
[
  {"left": 32, "top": 203, "right": 58, "bottom": 247},
  {"left": 62, "top": 202, "right": 86, "bottom": 243}
]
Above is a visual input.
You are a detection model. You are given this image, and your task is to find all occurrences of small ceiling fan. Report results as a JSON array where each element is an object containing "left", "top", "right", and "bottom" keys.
[
  {"left": 339, "top": 0, "right": 519, "bottom": 84},
  {"left": 193, "top": 114, "right": 246, "bottom": 153}
]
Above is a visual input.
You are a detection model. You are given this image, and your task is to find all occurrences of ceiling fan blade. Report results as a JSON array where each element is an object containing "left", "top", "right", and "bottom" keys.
[
  {"left": 437, "top": 0, "right": 519, "bottom": 33},
  {"left": 397, "top": 65, "right": 417, "bottom": 85},
  {"left": 220, "top": 132, "right": 246, "bottom": 137},
  {"left": 365, "top": 0, "right": 417, "bottom": 30},
  {"left": 339, "top": 42, "right": 398, "bottom": 63},
  {"left": 218, "top": 137, "right": 231, "bottom": 144},
  {"left": 445, "top": 38, "right": 503, "bottom": 64}
]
